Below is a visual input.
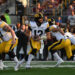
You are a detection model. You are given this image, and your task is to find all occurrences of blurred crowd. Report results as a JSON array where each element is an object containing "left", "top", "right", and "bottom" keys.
[{"left": 0, "top": 0, "right": 75, "bottom": 61}]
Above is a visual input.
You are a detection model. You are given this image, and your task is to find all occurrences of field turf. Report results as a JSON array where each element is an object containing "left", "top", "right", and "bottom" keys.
[
  {"left": 0, "top": 61, "right": 75, "bottom": 75},
  {"left": 0, "top": 68, "right": 75, "bottom": 75}
]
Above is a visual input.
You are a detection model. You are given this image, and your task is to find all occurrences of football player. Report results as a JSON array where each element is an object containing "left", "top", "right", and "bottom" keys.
[
  {"left": 48, "top": 18, "right": 72, "bottom": 67},
  {"left": 14, "top": 13, "right": 51, "bottom": 71},
  {"left": 0, "top": 16, "right": 18, "bottom": 70}
]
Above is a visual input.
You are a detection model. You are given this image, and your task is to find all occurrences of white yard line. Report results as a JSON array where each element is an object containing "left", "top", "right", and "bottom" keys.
[{"left": 3, "top": 61, "right": 75, "bottom": 68}]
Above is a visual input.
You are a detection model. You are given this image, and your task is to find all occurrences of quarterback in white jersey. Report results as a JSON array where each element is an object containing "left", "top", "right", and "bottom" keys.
[
  {"left": 0, "top": 16, "right": 18, "bottom": 70},
  {"left": 15, "top": 13, "right": 50, "bottom": 71},
  {"left": 29, "top": 21, "right": 49, "bottom": 39},
  {"left": 29, "top": 21, "right": 49, "bottom": 54}
]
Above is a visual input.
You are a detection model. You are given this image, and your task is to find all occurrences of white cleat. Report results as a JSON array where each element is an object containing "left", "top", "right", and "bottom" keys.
[
  {"left": 2, "top": 64, "right": 8, "bottom": 68},
  {"left": 0, "top": 61, "right": 8, "bottom": 69},
  {"left": 0, "top": 62, "right": 4, "bottom": 70},
  {"left": 14, "top": 63, "right": 20, "bottom": 71},
  {"left": 0, "top": 66, "right": 3, "bottom": 70},
  {"left": 55, "top": 59, "right": 64, "bottom": 67}
]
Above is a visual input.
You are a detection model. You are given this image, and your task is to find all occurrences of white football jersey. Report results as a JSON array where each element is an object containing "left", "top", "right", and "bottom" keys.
[
  {"left": 29, "top": 21, "right": 49, "bottom": 37},
  {"left": 65, "top": 32, "right": 75, "bottom": 45},
  {"left": 0, "top": 21, "right": 17, "bottom": 41},
  {"left": 49, "top": 25, "right": 65, "bottom": 41}
]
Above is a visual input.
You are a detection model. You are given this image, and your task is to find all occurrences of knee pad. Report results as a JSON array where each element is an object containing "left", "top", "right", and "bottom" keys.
[
  {"left": 8, "top": 51, "right": 15, "bottom": 58},
  {"left": 31, "top": 49, "right": 37, "bottom": 56}
]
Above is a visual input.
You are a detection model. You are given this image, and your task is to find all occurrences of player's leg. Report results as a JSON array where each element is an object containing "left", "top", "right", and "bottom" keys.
[
  {"left": 4, "top": 39, "right": 18, "bottom": 63},
  {"left": 14, "top": 43, "right": 30, "bottom": 71},
  {"left": 15, "top": 47, "right": 32, "bottom": 70},
  {"left": 4, "top": 39, "right": 19, "bottom": 71},
  {"left": 71, "top": 45, "right": 75, "bottom": 60},
  {"left": 14, "top": 42, "right": 32, "bottom": 71},
  {"left": 71, "top": 45, "right": 75, "bottom": 51},
  {"left": 0, "top": 54, "right": 3, "bottom": 70},
  {"left": 48, "top": 39, "right": 64, "bottom": 67},
  {"left": 25, "top": 38, "right": 41, "bottom": 68},
  {"left": 25, "top": 49, "right": 36, "bottom": 68},
  {"left": 1, "top": 53, "right": 8, "bottom": 68},
  {"left": 14, "top": 52, "right": 28, "bottom": 71},
  {"left": 64, "top": 39, "right": 72, "bottom": 59},
  {"left": 0, "top": 42, "right": 8, "bottom": 69},
  {"left": 15, "top": 45, "right": 28, "bottom": 66},
  {"left": 15, "top": 38, "right": 41, "bottom": 70},
  {"left": 14, "top": 48, "right": 34, "bottom": 71},
  {"left": 53, "top": 52, "right": 64, "bottom": 67},
  {"left": 8, "top": 50, "right": 19, "bottom": 63},
  {"left": 50, "top": 49, "right": 64, "bottom": 67}
]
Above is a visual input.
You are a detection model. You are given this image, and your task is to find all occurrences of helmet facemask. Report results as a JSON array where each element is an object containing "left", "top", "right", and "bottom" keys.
[{"left": 34, "top": 13, "right": 43, "bottom": 26}]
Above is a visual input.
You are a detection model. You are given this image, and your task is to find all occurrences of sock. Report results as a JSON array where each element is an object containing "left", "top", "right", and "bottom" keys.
[
  {"left": 53, "top": 52, "right": 63, "bottom": 61},
  {"left": 0, "top": 60, "right": 2, "bottom": 64},
  {"left": 0, "top": 60, "right": 3, "bottom": 67},
  {"left": 14, "top": 57, "right": 19, "bottom": 63},
  {"left": 26, "top": 54, "right": 34, "bottom": 66}
]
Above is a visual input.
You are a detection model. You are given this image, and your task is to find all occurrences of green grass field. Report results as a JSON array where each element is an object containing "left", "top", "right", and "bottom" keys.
[
  {"left": 0, "top": 61, "right": 75, "bottom": 75},
  {"left": 0, "top": 68, "right": 75, "bottom": 75}
]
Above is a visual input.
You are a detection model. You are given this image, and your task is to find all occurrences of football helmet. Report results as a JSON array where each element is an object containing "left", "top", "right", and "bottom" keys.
[
  {"left": 48, "top": 18, "right": 55, "bottom": 25},
  {"left": 34, "top": 13, "right": 43, "bottom": 26},
  {"left": 34, "top": 13, "right": 43, "bottom": 20}
]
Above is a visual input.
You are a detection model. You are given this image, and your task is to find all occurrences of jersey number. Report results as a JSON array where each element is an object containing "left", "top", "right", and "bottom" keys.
[{"left": 34, "top": 30, "right": 43, "bottom": 36}]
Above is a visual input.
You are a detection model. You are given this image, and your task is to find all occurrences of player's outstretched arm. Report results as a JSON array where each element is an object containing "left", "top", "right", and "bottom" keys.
[{"left": 3, "top": 25, "right": 16, "bottom": 44}]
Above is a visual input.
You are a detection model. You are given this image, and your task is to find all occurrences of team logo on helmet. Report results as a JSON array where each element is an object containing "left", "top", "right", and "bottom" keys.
[
  {"left": 48, "top": 18, "right": 55, "bottom": 25},
  {"left": 34, "top": 13, "right": 43, "bottom": 19},
  {"left": 34, "top": 14, "right": 39, "bottom": 18},
  {"left": 48, "top": 19, "right": 51, "bottom": 22}
]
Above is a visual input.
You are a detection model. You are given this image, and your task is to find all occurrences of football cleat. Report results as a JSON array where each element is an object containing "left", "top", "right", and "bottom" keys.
[
  {"left": 14, "top": 62, "right": 20, "bottom": 71},
  {"left": 0, "top": 66, "right": 3, "bottom": 70},
  {"left": 54, "top": 59, "right": 64, "bottom": 67}
]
